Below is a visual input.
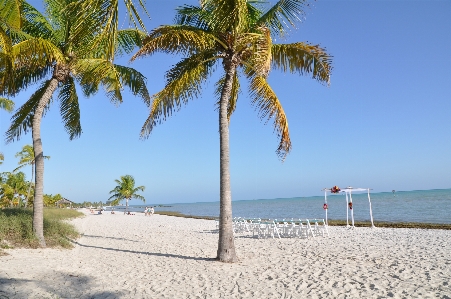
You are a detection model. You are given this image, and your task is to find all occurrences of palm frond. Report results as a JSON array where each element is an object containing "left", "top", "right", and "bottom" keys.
[
  {"left": 113, "top": 64, "right": 150, "bottom": 106},
  {"left": 174, "top": 5, "right": 211, "bottom": 31},
  {"left": 248, "top": 75, "right": 291, "bottom": 160},
  {"left": 21, "top": 1, "right": 55, "bottom": 41},
  {"left": 131, "top": 25, "right": 217, "bottom": 61},
  {"left": 1, "top": 64, "right": 52, "bottom": 97},
  {"left": 141, "top": 51, "right": 217, "bottom": 137},
  {"left": 201, "top": 0, "right": 249, "bottom": 33},
  {"left": 258, "top": 0, "right": 309, "bottom": 36},
  {"left": 5, "top": 80, "right": 53, "bottom": 143},
  {"left": 69, "top": 0, "right": 149, "bottom": 61},
  {"left": 73, "top": 58, "right": 121, "bottom": 103},
  {"left": 0, "top": 0, "right": 22, "bottom": 29},
  {"left": 12, "top": 37, "right": 65, "bottom": 69},
  {"left": 58, "top": 76, "right": 82, "bottom": 140},
  {"left": 271, "top": 42, "right": 332, "bottom": 84},
  {"left": 115, "top": 29, "right": 146, "bottom": 56},
  {"left": 0, "top": 97, "right": 14, "bottom": 111},
  {"left": 237, "top": 28, "right": 272, "bottom": 77}
]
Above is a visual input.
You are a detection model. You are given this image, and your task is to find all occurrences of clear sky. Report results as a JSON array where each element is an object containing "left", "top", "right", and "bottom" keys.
[{"left": 1, "top": 0, "right": 450, "bottom": 205}]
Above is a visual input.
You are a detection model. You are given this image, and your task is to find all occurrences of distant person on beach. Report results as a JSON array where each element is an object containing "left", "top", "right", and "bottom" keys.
[
  {"left": 150, "top": 207, "right": 154, "bottom": 215},
  {"left": 111, "top": 211, "right": 115, "bottom": 214},
  {"left": 144, "top": 207, "right": 148, "bottom": 216}
]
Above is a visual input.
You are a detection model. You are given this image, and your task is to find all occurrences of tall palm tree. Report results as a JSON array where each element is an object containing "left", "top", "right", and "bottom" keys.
[
  {"left": 108, "top": 175, "right": 145, "bottom": 213},
  {"left": 13, "top": 144, "right": 49, "bottom": 208},
  {"left": 3, "top": 0, "right": 150, "bottom": 247},
  {"left": 132, "top": 0, "right": 332, "bottom": 262}
]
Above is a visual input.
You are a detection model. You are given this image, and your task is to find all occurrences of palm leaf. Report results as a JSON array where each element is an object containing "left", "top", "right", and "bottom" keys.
[
  {"left": 271, "top": 42, "right": 332, "bottom": 84},
  {"left": 175, "top": 5, "right": 210, "bottom": 30},
  {"left": 258, "top": 0, "right": 308, "bottom": 36},
  {"left": 5, "top": 80, "right": 53, "bottom": 143},
  {"left": 115, "top": 29, "right": 146, "bottom": 56},
  {"left": 0, "top": 97, "right": 14, "bottom": 111},
  {"left": 113, "top": 64, "right": 150, "bottom": 106},
  {"left": 1, "top": 63, "right": 52, "bottom": 97},
  {"left": 248, "top": 75, "right": 291, "bottom": 160},
  {"left": 131, "top": 25, "right": 218, "bottom": 60},
  {"left": 21, "top": 1, "right": 55, "bottom": 41},
  {"left": 58, "top": 76, "right": 82, "bottom": 140},
  {"left": 201, "top": 0, "right": 249, "bottom": 33},
  {"left": 12, "top": 37, "right": 65, "bottom": 69},
  {"left": 74, "top": 58, "right": 121, "bottom": 102},
  {"left": 141, "top": 51, "right": 217, "bottom": 137},
  {"left": 69, "top": 0, "right": 149, "bottom": 61},
  {"left": 0, "top": 0, "right": 22, "bottom": 30}
]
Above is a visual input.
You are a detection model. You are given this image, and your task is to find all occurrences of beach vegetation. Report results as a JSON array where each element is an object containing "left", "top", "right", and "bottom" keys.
[
  {"left": 0, "top": 171, "right": 28, "bottom": 208},
  {"left": 132, "top": 0, "right": 332, "bottom": 262},
  {"left": 108, "top": 175, "right": 146, "bottom": 213},
  {"left": 0, "top": 208, "right": 82, "bottom": 254},
  {"left": 2, "top": 0, "right": 150, "bottom": 247}
]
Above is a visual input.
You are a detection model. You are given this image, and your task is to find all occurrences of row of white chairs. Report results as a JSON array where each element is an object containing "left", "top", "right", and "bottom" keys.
[{"left": 216, "top": 217, "right": 329, "bottom": 239}]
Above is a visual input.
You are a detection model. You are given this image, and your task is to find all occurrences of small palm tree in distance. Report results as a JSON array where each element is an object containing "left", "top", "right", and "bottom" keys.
[{"left": 108, "top": 175, "right": 146, "bottom": 214}]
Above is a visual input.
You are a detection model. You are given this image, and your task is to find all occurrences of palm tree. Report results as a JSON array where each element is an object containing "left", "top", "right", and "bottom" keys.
[
  {"left": 132, "top": 0, "right": 332, "bottom": 262},
  {"left": 3, "top": 0, "right": 150, "bottom": 247},
  {"left": 0, "top": 171, "right": 28, "bottom": 207},
  {"left": 13, "top": 144, "right": 50, "bottom": 208},
  {"left": 108, "top": 175, "right": 145, "bottom": 213}
]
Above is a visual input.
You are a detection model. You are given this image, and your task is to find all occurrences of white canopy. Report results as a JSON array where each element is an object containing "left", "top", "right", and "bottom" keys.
[{"left": 322, "top": 186, "right": 375, "bottom": 228}]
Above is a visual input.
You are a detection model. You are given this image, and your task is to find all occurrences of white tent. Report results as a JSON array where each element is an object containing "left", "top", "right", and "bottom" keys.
[{"left": 322, "top": 187, "right": 375, "bottom": 228}]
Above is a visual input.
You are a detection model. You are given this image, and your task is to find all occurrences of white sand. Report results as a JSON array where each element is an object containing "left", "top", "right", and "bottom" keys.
[{"left": 1, "top": 210, "right": 450, "bottom": 299}]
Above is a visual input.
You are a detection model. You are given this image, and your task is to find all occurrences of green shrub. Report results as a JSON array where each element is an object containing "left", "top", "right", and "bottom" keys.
[{"left": 0, "top": 208, "right": 83, "bottom": 251}]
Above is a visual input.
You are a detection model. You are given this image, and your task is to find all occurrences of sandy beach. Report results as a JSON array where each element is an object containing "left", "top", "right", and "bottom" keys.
[{"left": 1, "top": 210, "right": 450, "bottom": 299}]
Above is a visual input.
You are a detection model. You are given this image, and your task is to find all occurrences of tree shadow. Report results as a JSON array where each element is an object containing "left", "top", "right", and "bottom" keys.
[
  {"left": 70, "top": 239, "right": 215, "bottom": 262},
  {"left": 0, "top": 272, "right": 124, "bottom": 299},
  {"left": 81, "top": 234, "right": 139, "bottom": 242}
]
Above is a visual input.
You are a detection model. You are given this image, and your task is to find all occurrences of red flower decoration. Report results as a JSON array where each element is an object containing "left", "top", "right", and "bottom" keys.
[{"left": 331, "top": 186, "right": 341, "bottom": 193}]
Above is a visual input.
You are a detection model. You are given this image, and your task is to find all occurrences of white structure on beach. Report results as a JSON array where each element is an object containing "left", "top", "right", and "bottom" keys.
[{"left": 322, "top": 187, "right": 375, "bottom": 228}]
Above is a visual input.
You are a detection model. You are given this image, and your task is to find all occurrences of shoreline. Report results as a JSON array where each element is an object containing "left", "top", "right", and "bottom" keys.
[
  {"left": 154, "top": 210, "right": 451, "bottom": 230},
  {"left": 1, "top": 210, "right": 450, "bottom": 298}
]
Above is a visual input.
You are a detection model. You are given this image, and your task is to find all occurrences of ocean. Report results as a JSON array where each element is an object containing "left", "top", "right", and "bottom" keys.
[{"left": 106, "top": 188, "right": 451, "bottom": 224}]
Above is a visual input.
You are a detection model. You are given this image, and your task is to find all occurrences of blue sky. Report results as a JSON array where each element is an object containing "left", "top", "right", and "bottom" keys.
[{"left": 1, "top": 0, "right": 450, "bottom": 205}]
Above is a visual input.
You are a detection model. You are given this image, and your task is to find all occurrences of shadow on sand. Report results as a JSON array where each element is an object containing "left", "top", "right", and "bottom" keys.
[
  {"left": 0, "top": 272, "right": 124, "bottom": 299},
  {"left": 70, "top": 239, "right": 215, "bottom": 262}
]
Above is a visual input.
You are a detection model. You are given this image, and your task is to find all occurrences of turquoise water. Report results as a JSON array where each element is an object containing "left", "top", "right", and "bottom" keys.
[{"left": 116, "top": 189, "right": 451, "bottom": 224}]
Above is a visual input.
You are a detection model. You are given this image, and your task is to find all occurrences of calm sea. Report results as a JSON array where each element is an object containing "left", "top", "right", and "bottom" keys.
[{"left": 109, "top": 189, "right": 451, "bottom": 224}]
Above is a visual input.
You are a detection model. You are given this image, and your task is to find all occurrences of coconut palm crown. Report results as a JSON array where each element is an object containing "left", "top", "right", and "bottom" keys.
[
  {"left": 108, "top": 175, "right": 145, "bottom": 213},
  {"left": 131, "top": 0, "right": 332, "bottom": 262}
]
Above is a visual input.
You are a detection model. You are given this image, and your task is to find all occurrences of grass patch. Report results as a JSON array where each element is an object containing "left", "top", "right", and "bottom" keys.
[
  {"left": 156, "top": 211, "right": 451, "bottom": 230},
  {"left": 155, "top": 211, "right": 217, "bottom": 220},
  {"left": 0, "top": 208, "right": 83, "bottom": 253}
]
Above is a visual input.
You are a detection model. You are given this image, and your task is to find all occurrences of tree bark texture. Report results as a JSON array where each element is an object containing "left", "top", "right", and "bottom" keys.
[
  {"left": 216, "top": 54, "right": 238, "bottom": 263},
  {"left": 24, "top": 163, "right": 34, "bottom": 208},
  {"left": 32, "top": 63, "right": 69, "bottom": 247}
]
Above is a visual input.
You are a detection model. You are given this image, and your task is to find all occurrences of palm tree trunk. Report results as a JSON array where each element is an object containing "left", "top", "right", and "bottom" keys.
[
  {"left": 24, "top": 163, "right": 34, "bottom": 208},
  {"left": 216, "top": 55, "right": 238, "bottom": 263},
  {"left": 32, "top": 64, "right": 69, "bottom": 247},
  {"left": 126, "top": 198, "right": 129, "bottom": 214}
]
